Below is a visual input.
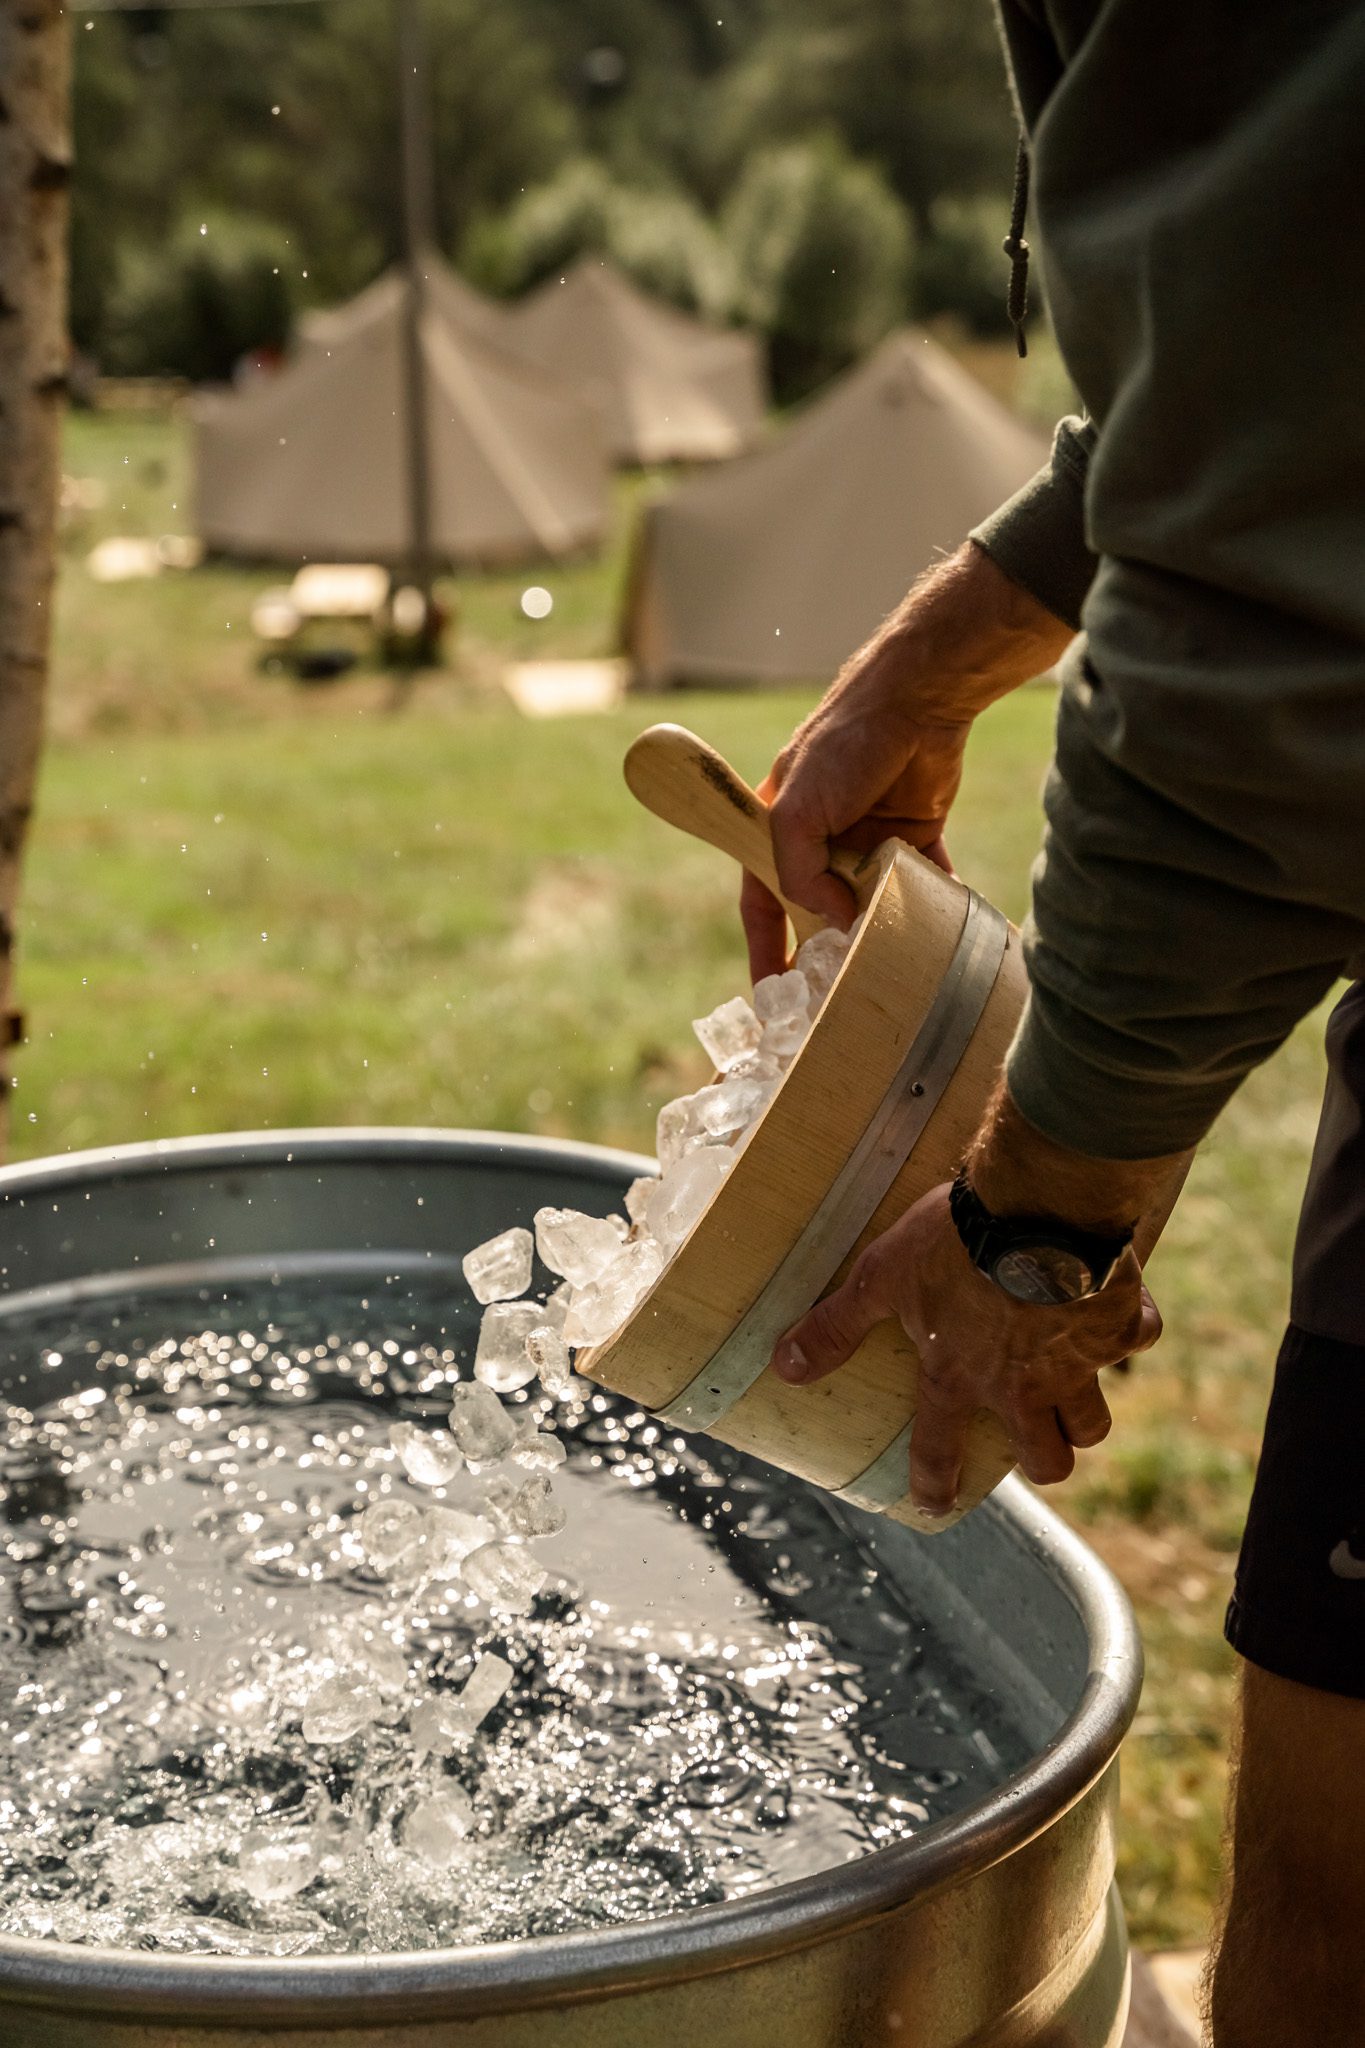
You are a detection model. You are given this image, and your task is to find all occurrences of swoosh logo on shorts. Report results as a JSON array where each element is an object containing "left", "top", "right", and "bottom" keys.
[{"left": 1329, "top": 1539, "right": 1365, "bottom": 1581}]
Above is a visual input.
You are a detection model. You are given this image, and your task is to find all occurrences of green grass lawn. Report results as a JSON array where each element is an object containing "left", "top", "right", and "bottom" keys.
[{"left": 15, "top": 404, "right": 1336, "bottom": 1949}]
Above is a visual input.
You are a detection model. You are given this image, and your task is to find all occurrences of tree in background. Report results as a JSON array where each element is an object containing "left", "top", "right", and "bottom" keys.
[
  {"left": 0, "top": 0, "right": 70, "bottom": 1157},
  {"left": 68, "top": 0, "right": 1023, "bottom": 379},
  {"left": 463, "top": 160, "right": 735, "bottom": 321},
  {"left": 725, "top": 136, "right": 911, "bottom": 399}
]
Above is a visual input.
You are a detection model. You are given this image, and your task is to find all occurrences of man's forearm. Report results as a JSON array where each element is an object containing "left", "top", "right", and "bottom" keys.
[
  {"left": 967, "top": 1081, "right": 1191, "bottom": 1257},
  {"left": 846, "top": 540, "right": 1075, "bottom": 727}
]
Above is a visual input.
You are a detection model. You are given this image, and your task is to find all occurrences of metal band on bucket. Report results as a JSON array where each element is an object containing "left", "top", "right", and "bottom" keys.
[{"left": 658, "top": 890, "right": 1009, "bottom": 1437}]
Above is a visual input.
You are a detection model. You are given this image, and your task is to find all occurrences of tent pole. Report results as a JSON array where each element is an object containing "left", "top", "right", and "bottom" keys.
[{"left": 395, "top": 0, "right": 438, "bottom": 657}]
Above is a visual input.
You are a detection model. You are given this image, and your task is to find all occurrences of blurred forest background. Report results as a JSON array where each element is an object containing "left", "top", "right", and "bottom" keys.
[{"left": 72, "top": 0, "right": 1024, "bottom": 400}]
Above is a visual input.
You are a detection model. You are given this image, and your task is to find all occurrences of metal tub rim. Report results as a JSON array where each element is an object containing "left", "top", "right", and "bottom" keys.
[{"left": 0, "top": 1129, "right": 1142, "bottom": 2026}]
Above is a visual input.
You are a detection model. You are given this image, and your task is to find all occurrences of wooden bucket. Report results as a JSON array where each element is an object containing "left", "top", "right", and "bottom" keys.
[{"left": 579, "top": 724, "right": 1029, "bottom": 1531}]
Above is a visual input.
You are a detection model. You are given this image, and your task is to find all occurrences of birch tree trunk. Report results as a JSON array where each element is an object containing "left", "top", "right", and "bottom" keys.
[{"left": 0, "top": 0, "right": 70, "bottom": 1160}]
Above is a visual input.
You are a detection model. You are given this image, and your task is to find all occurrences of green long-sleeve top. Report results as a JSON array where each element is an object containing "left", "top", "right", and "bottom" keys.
[{"left": 968, "top": 0, "right": 1365, "bottom": 1159}]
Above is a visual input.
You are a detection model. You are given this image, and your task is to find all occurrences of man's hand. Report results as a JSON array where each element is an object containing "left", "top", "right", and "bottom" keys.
[
  {"left": 771, "top": 1183, "right": 1161, "bottom": 1517},
  {"left": 741, "top": 541, "right": 1075, "bottom": 982}
]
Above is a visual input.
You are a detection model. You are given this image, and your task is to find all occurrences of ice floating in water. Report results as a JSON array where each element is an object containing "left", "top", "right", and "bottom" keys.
[
  {"left": 389, "top": 1421, "right": 462, "bottom": 1488},
  {"left": 462, "top": 1226, "right": 534, "bottom": 1305},
  {"left": 692, "top": 994, "right": 763, "bottom": 1071},
  {"left": 474, "top": 1301, "right": 543, "bottom": 1393},
  {"left": 238, "top": 1829, "right": 320, "bottom": 1902},
  {"left": 403, "top": 1787, "right": 476, "bottom": 1868},
  {"left": 462, "top": 1541, "right": 548, "bottom": 1615},
  {"left": 449, "top": 1381, "right": 518, "bottom": 1467},
  {"left": 301, "top": 1671, "right": 383, "bottom": 1746},
  {"left": 409, "top": 1655, "right": 511, "bottom": 1757},
  {"left": 534, "top": 1207, "right": 626, "bottom": 1288}
]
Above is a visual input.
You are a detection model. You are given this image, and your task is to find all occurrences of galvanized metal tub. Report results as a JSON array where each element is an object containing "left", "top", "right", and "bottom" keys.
[{"left": 0, "top": 1130, "right": 1142, "bottom": 2048}]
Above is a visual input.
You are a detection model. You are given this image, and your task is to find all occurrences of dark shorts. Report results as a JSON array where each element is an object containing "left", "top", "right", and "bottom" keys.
[{"left": 1224, "top": 1322, "right": 1365, "bottom": 1700}]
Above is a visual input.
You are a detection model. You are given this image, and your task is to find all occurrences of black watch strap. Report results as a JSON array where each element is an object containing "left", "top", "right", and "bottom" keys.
[{"left": 948, "top": 1171, "right": 1133, "bottom": 1301}]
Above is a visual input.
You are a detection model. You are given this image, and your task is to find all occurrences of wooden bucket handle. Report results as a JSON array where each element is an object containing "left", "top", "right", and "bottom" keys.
[{"left": 623, "top": 723, "right": 872, "bottom": 946}]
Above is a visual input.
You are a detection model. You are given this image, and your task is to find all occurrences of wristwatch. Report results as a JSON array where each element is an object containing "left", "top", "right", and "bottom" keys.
[{"left": 948, "top": 1172, "right": 1133, "bottom": 1306}]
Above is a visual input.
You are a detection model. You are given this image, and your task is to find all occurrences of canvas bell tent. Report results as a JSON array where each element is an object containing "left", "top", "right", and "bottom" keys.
[
  {"left": 508, "top": 256, "right": 767, "bottom": 468},
  {"left": 193, "top": 270, "right": 610, "bottom": 569},
  {"left": 623, "top": 331, "right": 1046, "bottom": 686},
  {"left": 293, "top": 258, "right": 513, "bottom": 363}
]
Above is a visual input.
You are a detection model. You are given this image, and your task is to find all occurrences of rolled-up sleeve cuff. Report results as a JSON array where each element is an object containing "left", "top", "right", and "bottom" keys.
[
  {"left": 1005, "top": 993, "right": 1243, "bottom": 1160},
  {"left": 970, "top": 415, "right": 1098, "bottom": 632}
]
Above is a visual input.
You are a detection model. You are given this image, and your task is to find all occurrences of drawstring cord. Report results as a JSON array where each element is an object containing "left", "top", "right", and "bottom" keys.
[{"left": 1004, "top": 137, "right": 1031, "bottom": 358}]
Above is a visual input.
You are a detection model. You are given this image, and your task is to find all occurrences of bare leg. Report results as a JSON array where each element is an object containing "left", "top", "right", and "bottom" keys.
[{"left": 1207, "top": 1664, "right": 1365, "bottom": 2045}]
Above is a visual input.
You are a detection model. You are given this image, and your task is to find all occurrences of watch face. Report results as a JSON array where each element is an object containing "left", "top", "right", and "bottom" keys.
[{"left": 992, "top": 1244, "right": 1095, "bottom": 1305}]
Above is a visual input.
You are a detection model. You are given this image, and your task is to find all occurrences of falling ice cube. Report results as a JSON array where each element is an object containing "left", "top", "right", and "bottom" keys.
[
  {"left": 360, "top": 1496, "right": 426, "bottom": 1573},
  {"left": 561, "top": 1237, "right": 664, "bottom": 1349},
  {"left": 421, "top": 1506, "right": 495, "bottom": 1581},
  {"left": 482, "top": 1472, "right": 518, "bottom": 1530},
  {"left": 624, "top": 1175, "right": 656, "bottom": 1225},
  {"left": 512, "top": 1413, "right": 568, "bottom": 1468},
  {"left": 533, "top": 1207, "right": 626, "bottom": 1288},
  {"left": 538, "top": 1282, "right": 574, "bottom": 1331},
  {"left": 525, "top": 1322, "right": 573, "bottom": 1399},
  {"left": 461, "top": 1541, "right": 547, "bottom": 1615},
  {"left": 474, "top": 1302, "right": 543, "bottom": 1393},
  {"left": 454, "top": 1650, "right": 514, "bottom": 1730},
  {"left": 403, "top": 1787, "right": 477, "bottom": 1868},
  {"left": 461, "top": 1226, "right": 534, "bottom": 1305},
  {"left": 448, "top": 1382, "right": 517, "bottom": 1467},
  {"left": 795, "top": 926, "right": 852, "bottom": 1010},
  {"left": 389, "top": 1421, "right": 463, "bottom": 1488},
  {"left": 692, "top": 995, "right": 763, "bottom": 1071},
  {"left": 510, "top": 1475, "right": 567, "bottom": 1539},
  {"left": 300, "top": 1671, "right": 382, "bottom": 1746},
  {"left": 238, "top": 1829, "right": 319, "bottom": 1903}
]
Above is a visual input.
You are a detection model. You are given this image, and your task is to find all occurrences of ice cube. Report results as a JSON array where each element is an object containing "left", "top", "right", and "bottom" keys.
[
  {"left": 482, "top": 1472, "right": 518, "bottom": 1530},
  {"left": 624, "top": 1175, "right": 657, "bottom": 1225},
  {"left": 403, "top": 1787, "right": 476, "bottom": 1868},
  {"left": 238, "top": 1829, "right": 319, "bottom": 1903},
  {"left": 533, "top": 1207, "right": 625, "bottom": 1287},
  {"left": 510, "top": 1475, "right": 567, "bottom": 1539},
  {"left": 335, "top": 1619, "right": 409, "bottom": 1693},
  {"left": 561, "top": 1237, "right": 664, "bottom": 1348},
  {"left": 421, "top": 1506, "right": 495, "bottom": 1580},
  {"left": 754, "top": 968, "right": 812, "bottom": 1058},
  {"left": 512, "top": 1415, "right": 568, "bottom": 1468},
  {"left": 539, "top": 1282, "right": 574, "bottom": 1331},
  {"left": 461, "top": 1226, "right": 534, "bottom": 1306},
  {"left": 462, "top": 1541, "right": 547, "bottom": 1615},
  {"left": 525, "top": 1322, "right": 573, "bottom": 1399},
  {"left": 454, "top": 1650, "right": 514, "bottom": 1729},
  {"left": 388, "top": 1421, "right": 463, "bottom": 1488},
  {"left": 410, "top": 1653, "right": 511, "bottom": 1753},
  {"left": 359, "top": 1496, "right": 426, "bottom": 1573},
  {"left": 692, "top": 995, "right": 763, "bottom": 1071},
  {"left": 753, "top": 967, "right": 810, "bottom": 1025},
  {"left": 300, "top": 1671, "right": 381, "bottom": 1745},
  {"left": 645, "top": 1144, "right": 734, "bottom": 1252},
  {"left": 448, "top": 1382, "right": 517, "bottom": 1468},
  {"left": 795, "top": 926, "right": 852, "bottom": 1009},
  {"left": 692, "top": 1070, "right": 772, "bottom": 1139},
  {"left": 656, "top": 1092, "right": 707, "bottom": 1171},
  {"left": 474, "top": 1302, "right": 543, "bottom": 1393}
]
